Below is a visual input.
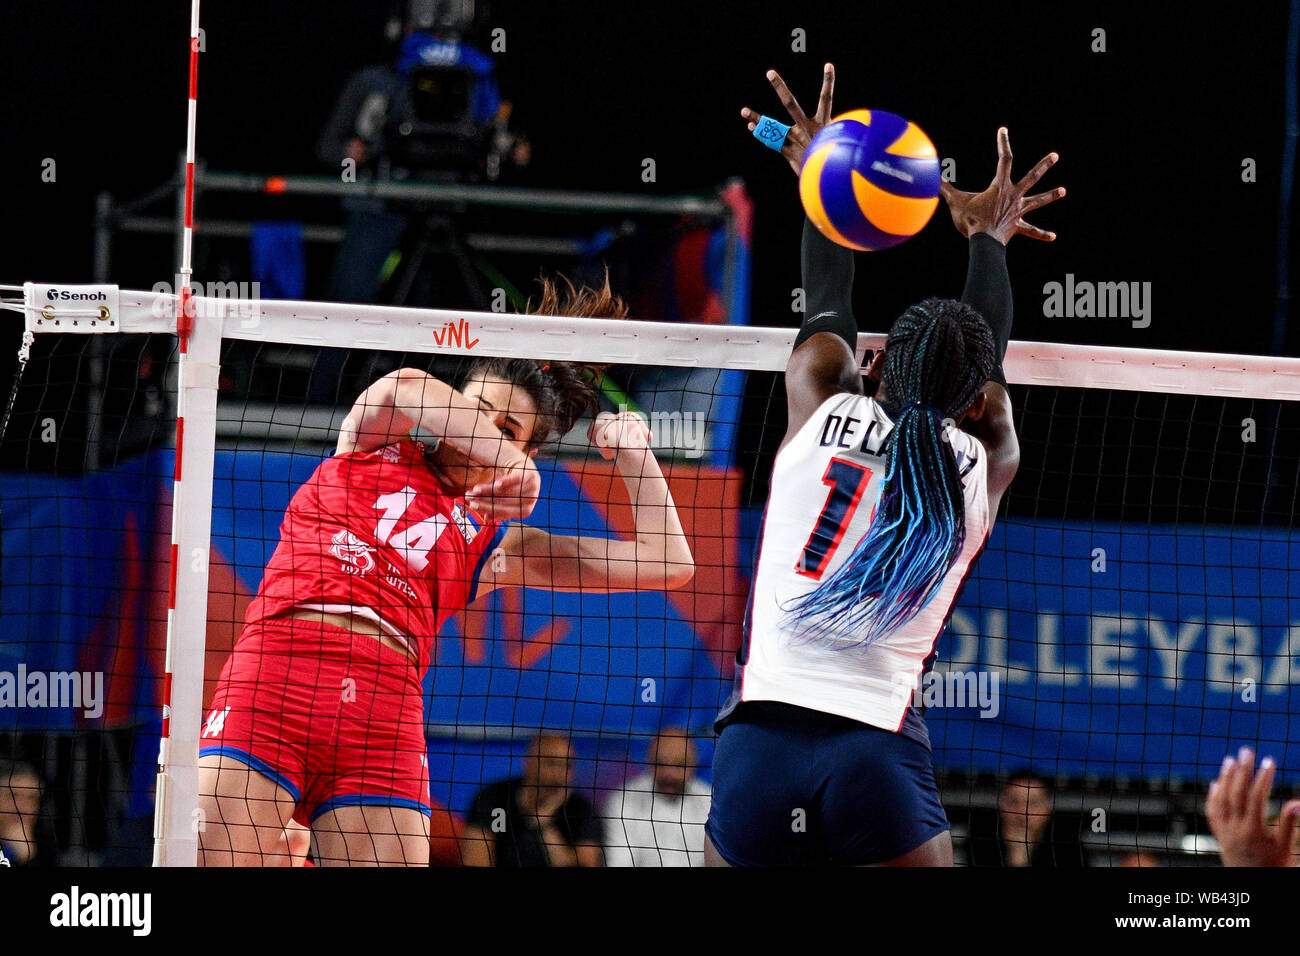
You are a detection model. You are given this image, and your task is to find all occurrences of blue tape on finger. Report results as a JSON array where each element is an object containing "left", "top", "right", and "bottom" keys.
[{"left": 753, "top": 116, "right": 791, "bottom": 151}]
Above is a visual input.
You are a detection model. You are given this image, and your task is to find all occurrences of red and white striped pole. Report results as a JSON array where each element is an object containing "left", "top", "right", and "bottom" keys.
[
  {"left": 153, "top": 0, "right": 209, "bottom": 867},
  {"left": 176, "top": 0, "right": 200, "bottom": 345}
]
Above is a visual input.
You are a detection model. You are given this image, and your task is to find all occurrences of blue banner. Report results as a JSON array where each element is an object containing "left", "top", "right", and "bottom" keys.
[
  {"left": 4, "top": 451, "right": 1298, "bottom": 784},
  {"left": 1, "top": 454, "right": 169, "bottom": 731},
  {"left": 929, "top": 520, "right": 1300, "bottom": 781}
]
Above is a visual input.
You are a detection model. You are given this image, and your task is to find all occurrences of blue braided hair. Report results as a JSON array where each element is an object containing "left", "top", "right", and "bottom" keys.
[{"left": 784, "top": 297, "right": 997, "bottom": 648}]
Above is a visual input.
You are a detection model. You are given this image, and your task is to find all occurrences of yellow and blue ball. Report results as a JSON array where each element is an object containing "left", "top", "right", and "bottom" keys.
[{"left": 799, "top": 109, "right": 941, "bottom": 251}]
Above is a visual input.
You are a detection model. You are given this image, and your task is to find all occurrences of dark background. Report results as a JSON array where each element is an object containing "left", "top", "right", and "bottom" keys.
[
  {"left": 0, "top": 2, "right": 1296, "bottom": 871},
  {"left": 2, "top": 0, "right": 1294, "bottom": 355}
]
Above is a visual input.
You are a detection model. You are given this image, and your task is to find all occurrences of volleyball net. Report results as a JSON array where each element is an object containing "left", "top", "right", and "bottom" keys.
[{"left": 2, "top": 281, "right": 1299, "bottom": 866}]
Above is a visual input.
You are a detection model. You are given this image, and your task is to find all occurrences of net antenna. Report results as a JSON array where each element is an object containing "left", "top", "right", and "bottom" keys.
[{"left": 153, "top": 0, "right": 209, "bottom": 867}]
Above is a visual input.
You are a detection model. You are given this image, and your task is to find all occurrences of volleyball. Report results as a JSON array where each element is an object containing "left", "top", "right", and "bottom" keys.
[{"left": 799, "top": 109, "right": 942, "bottom": 251}]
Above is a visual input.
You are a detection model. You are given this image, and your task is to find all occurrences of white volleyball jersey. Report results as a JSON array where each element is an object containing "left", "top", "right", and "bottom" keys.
[{"left": 722, "top": 391, "right": 990, "bottom": 736}]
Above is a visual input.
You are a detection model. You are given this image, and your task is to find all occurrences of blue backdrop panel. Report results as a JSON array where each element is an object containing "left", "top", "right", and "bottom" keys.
[
  {"left": 6, "top": 448, "right": 1298, "bottom": 786},
  {"left": 930, "top": 519, "right": 1300, "bottom": 781},
  {"left": 0, "top": 452, "right": 169, "bottom": 731}
]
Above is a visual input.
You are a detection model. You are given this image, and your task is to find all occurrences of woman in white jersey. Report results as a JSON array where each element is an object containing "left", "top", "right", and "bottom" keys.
[{"left": 705, "top": 64, "right": 1066, "bottom": 866}]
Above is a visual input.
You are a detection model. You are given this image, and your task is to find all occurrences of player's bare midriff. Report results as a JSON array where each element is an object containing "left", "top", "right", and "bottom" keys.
[{"left": 280, "top": 608, "right": 419, "bottom": 664}]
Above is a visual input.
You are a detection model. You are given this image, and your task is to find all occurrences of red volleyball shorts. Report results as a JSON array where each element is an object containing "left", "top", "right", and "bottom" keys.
[{"left": 199, "top": 618, "right": 432, "bottom": 825}]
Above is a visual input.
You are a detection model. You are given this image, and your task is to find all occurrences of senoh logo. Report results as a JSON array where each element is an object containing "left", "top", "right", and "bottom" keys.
[{"left": 46, "top": 289, "right": 108, "bottom": 301}]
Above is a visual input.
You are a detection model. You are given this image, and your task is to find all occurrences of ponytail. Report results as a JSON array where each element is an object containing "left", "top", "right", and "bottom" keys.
[
  {"left": 462, "top": 270, "right": 627, "bottom": 445},
  {"left": 784, "top": 298, "right": 995, "bottom": 648}
]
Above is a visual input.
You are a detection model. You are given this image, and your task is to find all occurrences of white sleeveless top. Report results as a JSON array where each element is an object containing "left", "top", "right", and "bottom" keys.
[{"left": 729, "top": 391, "right": 991, "bottom": 734}]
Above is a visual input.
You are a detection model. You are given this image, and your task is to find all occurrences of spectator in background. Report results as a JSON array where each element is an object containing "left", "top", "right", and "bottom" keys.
[
  {"left": 1207, "top": 746, "right": 1300, "bottom": 867},
  {"left": 462, "top": 734, "right": 603, "bottom": 867},
  {"left": 0, "top": 759, "right": 52, "bottom": 867},
  {"left": 1115, "top": 851, "right": 1160, "bottom": 867},
  {"left": 967, "top": 771, "right": 1088, "bottom": 867},
  {"left": 603, "top": 727, "right": 710, "bottom": 867}
]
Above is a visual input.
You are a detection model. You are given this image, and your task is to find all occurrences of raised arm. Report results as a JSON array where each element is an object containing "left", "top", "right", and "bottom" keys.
[
  {"left": 475, "top": 410, "right": 694, "bottom": 595},
  {"left": 939, "top": 127, "right": 1066, "bottom": 511},
  {"left": 784, "top": 215, "right": 865, "bottom": 438},
  {"left": 337, "top": 367, "right": 540, "bottom": 521},
  {"left": 957, "top": 231, "right": 1020, "bottom": 510},
  {"left": 739, "top": 63, "right": 865, "bottom": 440}
]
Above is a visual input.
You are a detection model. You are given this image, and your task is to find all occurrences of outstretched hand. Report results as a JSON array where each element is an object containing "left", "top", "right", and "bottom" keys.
[
  {"left": 1206, "top": 747, "right": 1300, "bottom": 867},
  {"left": 740, "top": 63, "right": 836, "bottom": 176},
  {"left": 940, "top": 127, "right": 1065, "bottom": 245}
]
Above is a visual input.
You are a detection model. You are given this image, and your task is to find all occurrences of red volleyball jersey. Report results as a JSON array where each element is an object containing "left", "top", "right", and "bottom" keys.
[{"left": 245, "top": 439, "right": 505, "bottom": 669}]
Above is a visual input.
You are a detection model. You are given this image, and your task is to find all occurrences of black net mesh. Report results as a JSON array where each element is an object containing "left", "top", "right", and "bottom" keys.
[{"left": 2, "top": 327, "right": 1297, "bottom": 866}]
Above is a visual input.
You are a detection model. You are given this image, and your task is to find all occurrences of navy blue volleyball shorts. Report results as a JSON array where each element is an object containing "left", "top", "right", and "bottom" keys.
[{"left": 705, "top": 701, "right": 950, "bottom": 866}]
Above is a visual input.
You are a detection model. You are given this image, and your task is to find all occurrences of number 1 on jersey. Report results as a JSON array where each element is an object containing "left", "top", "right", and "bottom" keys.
[{"left": 796, "top": 458, "right": 873, "bottom": 580}]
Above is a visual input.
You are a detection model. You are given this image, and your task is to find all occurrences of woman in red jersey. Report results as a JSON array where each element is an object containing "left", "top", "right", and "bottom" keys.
[{"left": 197, "top": 276, "right": 694, "bottom": 866}]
